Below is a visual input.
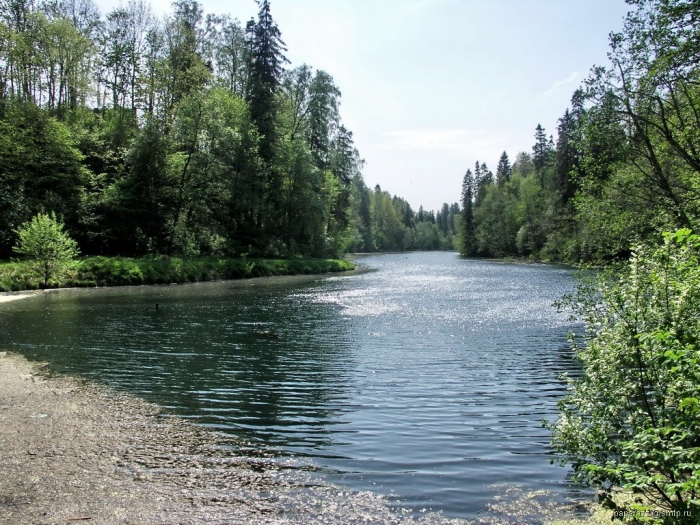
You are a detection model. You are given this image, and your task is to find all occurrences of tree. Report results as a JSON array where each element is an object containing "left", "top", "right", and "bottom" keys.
[
  {"left": 474, "top": 180, "right": 519, "bottom": 257},
  {"left": 160, "top": 0, "right": 210, "bottom": 116},
  {"left": 583, "top": 0, "right": 700, "bottom": 231},
  {"left": 245, "top": 0, "right": 287, "bottom": 164},
  {"left": 474, "top": 161, "right": 492, "bottom": 206},
  {"left": 459, "top": 168, "right": 476, "bottom": 256},
  {"left": 550, "top": 229, "right": 700, "bottom": 524},
  {"left": 215, "top": 15, "right": 247, "bottom": 96},
  {"left": 0, "top": 102, "right": 86, "bottom": 255},
  {"left": 101, "top": 7, "right": 133, "bottom": 110},
  {"left": 554, "top": 108, "right": 580, "bottom": 204},
  {"left": 13, "top": 212, "right": 79, "bottom": 287},
  {"left": 496, "top": 151, "right": 512, "bottom": 186},
  {"left": 306, "top": 69, "right": 340, "bottom": 168},
  {"left": 98, "top": 0, "right": 152, "bottom": 112},
  {"left": 118, "top": 118, "right": 173, "bottom": 254},
  {"left": 349, "top": 173, "right": 372, "bottom": 251}
]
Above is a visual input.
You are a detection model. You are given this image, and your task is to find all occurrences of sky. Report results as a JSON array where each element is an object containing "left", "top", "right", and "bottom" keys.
[{"left": 96, "top": 0, "right": 632, "bottom": 211}]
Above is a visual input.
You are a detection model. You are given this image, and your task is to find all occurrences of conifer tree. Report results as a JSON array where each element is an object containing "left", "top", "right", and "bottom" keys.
[
  {"left": 496, "top": 151, "right": 512, "bottom": 186},
  {"left": 555, "top": 108, "right": 581, "bottom": 203},
  {"left": 532, "top": 123, "right": 549, "bottom": 173},
  {"left": 460, "top": 169, "right": 476, "bottom": 256},
  {"left": 475, "top": 161, "right": 492, "bottom": 206},
  {"left": 533, "top": 123, "right": 555, "bottom": 188},
  {"left": 245, "top": 0, "right": 287, "bottom": 164}
]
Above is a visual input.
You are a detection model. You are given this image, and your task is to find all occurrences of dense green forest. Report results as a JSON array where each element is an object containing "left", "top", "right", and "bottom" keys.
[
  {"left": 0, "top": 0, "right": 457, "bottom": 260},
  {"left": 457, "top": 0, "right": 700, "bottom": 264},
  {"left": 6, "top": 0, "right": 697, "bottom": 266}
]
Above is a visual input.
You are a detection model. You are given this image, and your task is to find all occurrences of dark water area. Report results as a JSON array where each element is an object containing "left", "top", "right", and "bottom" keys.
[{"left": 0, "top": 251, "right": 585, "bottom": 519}]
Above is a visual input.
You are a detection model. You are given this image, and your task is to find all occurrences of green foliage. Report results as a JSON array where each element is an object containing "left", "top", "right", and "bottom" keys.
[
  {"left": 0, "top": 102, "right": 86, "bottom": 256},
  {"left": 0, "top": 254, "right": 354, "bottom": 292},
  {"left": 549, "top": 230, "right": 700, "bottom": 524},
  {"left": 345, "top": 177, "right": 459, "bottom": 254},
  {"left": 457, "top": 148, "right": 564, "bottom": 261},
  {"left": 0, "top": 0, "right": 452, "bottom": 261},
  {"left": 12, "top": 212, "right": 80, "bottom": 287},
  {"left": 474, "top": 181, "right": 518, "bottom": 257},
  {"left": 459, "top": 169, "right": 476, "bottom": 256},
  {"left": 454, "top": 1, "right": 700, "bottom": 265}
]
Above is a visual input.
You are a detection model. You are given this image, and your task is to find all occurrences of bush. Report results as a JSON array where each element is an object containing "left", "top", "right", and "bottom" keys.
[
  {"left": 13, "top": 212, "right": 80, "bottom": 288},
  {"left": 0, "top": 255, "right": 354, "bottom": 292},
  {"left": 549, "top": 230, "right": 700, "bottom": 524},
  {"left": 77, "top": 257, "right": 144, "bottom": 286}
]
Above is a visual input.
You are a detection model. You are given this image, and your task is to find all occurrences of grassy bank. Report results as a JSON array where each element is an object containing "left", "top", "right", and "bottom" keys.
[{"left": 0, "top": 256, "right": 355, "bottom": 292}]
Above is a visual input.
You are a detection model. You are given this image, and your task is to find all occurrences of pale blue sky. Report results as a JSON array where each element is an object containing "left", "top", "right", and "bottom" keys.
[{"left": 97, "top": 0, "right": 631, "bottom": 211}]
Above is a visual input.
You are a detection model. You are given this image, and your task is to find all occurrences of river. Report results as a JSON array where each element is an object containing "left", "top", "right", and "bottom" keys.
[{"left": 0, "top": 251, "right": 584, "bottom": 519}]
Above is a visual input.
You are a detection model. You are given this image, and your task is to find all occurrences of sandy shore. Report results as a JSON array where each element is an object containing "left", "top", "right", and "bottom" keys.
[
  {"left": 1, "top": 352, "right": 489, "bottom": 525},
  {"left": 0, "top": 290, "right": 44, "bottom": 303}
]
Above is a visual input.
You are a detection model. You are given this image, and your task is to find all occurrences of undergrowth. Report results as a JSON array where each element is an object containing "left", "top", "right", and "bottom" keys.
[{"left": 0, "top": 256, "right": 355, "bottom": 292}]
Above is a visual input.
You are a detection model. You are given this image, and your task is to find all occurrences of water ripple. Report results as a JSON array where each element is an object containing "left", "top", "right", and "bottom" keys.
[{"left": 0, "top": 252, "right": 583, "bottom": 519}]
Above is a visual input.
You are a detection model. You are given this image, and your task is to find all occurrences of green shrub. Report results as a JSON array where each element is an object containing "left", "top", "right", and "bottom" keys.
[
  {"left": 549, "top": 230, "right": 700, "bottom": 524},
  {"left": 0, "top": 255, "right": 354, "bottom": 292},
  {"left": 77, "top": 257, "right": 144, "bottom": 286},
  {"left": 13, "top": 212, "right": 79, "bottom": 288}
]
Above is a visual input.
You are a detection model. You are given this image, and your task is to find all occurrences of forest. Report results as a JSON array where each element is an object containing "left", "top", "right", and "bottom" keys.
[
  {"left": 0, "top": 0, "right": 458, "bottom": 262},
  {"left": 457, "top": 0, "right": 700, "bottom": 264},
  {"left": 2, "top": 0, "right": 700, "bottom": 520},
  {"left": 4, "top": 0, "right": 699, "bottom": 267}
]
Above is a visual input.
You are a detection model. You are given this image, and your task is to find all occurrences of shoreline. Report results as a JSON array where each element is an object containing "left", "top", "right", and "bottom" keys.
[
  {"left": 0, "top": 290, "right": 44, "bottom": 303},
  {"left": 0, "top": 256, "right": 356, "bottom": 294},
  {"left": 0, "top": 352, "right": 445, "bottom": 525},
  {"left": 0, "top": 352, "right": 602, "bottom": 525},
  {"left": 0, "top": 265, "right": 369, "bottom": 304}
]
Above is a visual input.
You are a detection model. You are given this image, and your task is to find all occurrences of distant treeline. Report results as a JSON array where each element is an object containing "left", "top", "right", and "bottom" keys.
[
  {"left": 457, "top": 0, "right": 700, "bottom": 264},
  {"left": 0, "top": 0, "right": 455, "bottom": 260},
  {"left": 351, "top": 182, "right": 459, "bottom": 252}
]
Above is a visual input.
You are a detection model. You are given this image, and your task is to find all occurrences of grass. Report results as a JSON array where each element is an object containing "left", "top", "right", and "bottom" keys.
[{"left": 0, "top": 255, "right": 355, "bottom": 292}]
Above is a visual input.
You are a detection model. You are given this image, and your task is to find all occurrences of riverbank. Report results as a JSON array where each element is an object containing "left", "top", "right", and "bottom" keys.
[
  {"left": 0, "top": 290, "right": 43, "bottom": 303},
  {"left": 0, "top": 352, "right": 454, "bottom": 525},
  {"left": 0, "top": 352, "right": 610, "bottom": 525},
  {"left": 0, "top": 256, "right": 355, "bottom": 292}
]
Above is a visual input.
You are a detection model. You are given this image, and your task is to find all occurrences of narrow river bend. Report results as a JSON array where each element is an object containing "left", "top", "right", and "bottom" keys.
[{"left": 0, "top": 251, "right": 583, "bottom": 519}]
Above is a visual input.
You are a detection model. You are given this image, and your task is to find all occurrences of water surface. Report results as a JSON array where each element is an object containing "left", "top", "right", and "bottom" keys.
[{"left": 0, "top": 252, "right": 582, "bottom": 518}]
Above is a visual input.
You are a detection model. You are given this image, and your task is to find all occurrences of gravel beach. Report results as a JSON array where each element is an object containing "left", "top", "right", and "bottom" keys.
[{"left": 0, "top": 352, "right": 486, "bottom": 525}]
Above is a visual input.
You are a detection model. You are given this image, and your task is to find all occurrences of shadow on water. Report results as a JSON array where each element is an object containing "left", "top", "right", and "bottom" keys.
[
  {"left": 0, "top": 279, "right": 357, "bottom": 451},
  {"left": 0, "top": 252, "right": 587, "bottom": 519}
]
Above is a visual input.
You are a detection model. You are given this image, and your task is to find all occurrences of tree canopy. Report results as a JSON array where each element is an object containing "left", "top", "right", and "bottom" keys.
[
  {"left": 0, "top": 0, "right": 455, "bottom": 260},
  {"left": 456, "top": 0, "right": 700, "bottom": 265}
]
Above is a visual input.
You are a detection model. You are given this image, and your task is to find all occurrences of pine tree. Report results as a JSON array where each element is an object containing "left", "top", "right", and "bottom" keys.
[
  {"left": 496, "top": 151, "right": 512, "bottom": 186},
  {"left": 555, "top": 108, "right": 581, "bottom": 203},
  {"left": 460, "top": 169, "right": 476, "bottom": 256},
  {"left": 532, "top": 123, "right": 549, "bottom": 172},
  {"left": 475, "top": 161, "right": 492, "bottom": 206},
  {"left": 245, "top": 0, "right": 287, "bottom": 164},
  {"left": 439, "top": 203, "right": 450, "bottom": 233}
]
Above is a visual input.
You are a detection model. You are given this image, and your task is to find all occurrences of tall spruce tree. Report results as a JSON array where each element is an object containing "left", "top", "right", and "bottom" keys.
[
  {"left": 555, "top": 108, "right": 581, "bottom": 203},
  {"left": 460, "top": 168, "right": 476, "bottom": 256},
  {"left": 245, "top": 0, "right": 287, "bottom": 164},
  {"left": 496, "top": 151, "right": 512, "bottom": 186},
  {"left": 532, "top": 123, "right": 549, "bottom": 173},
  {"left": 475, "top": 161, "right": 492, "bottom": 206}
]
